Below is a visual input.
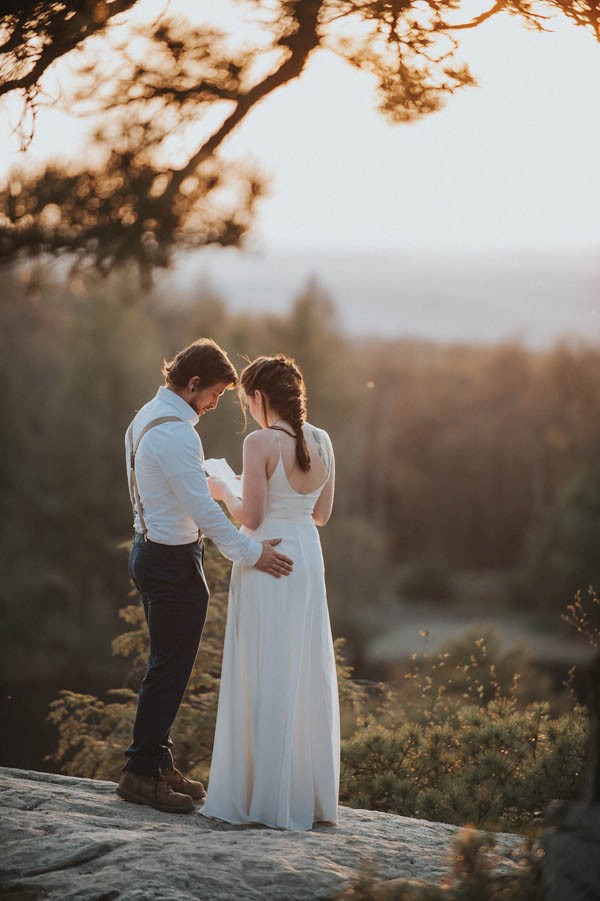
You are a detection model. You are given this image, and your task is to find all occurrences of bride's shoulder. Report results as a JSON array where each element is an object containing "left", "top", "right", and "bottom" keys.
[
  {"left": 305, "top": 423, "right": 334, "bottom": 461},
  {"left": 305, "top": 422, "right": 332, "bottom": 443},
  {"left": 243, "top": 428, "right": 278, "bottom": 454}
]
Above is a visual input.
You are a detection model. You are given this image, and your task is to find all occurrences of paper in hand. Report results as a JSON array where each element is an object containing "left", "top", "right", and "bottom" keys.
[{"left": 203, "top": 458, "right": 243, "bottom": 499}]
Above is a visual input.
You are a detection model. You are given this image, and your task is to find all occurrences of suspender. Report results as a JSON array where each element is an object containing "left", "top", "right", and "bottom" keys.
[{"left": 126, "top": 416, "right": 184, "bottom": 541}]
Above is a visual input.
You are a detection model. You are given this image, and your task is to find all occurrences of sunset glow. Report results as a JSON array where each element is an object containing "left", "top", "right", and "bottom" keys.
[{"left": 1, "top": 1, "right": 599, "bottom": 253}]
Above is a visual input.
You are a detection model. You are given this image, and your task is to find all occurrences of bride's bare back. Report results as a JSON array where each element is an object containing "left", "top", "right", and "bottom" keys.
[{"left": 267, "top": 422, "right": 332, "bottom": 495}]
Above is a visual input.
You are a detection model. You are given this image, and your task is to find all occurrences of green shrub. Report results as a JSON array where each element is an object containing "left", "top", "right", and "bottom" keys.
[
  {"left": 339, "top": 626, "right": 587, "bottom": 832},
  {"left": 340, "top": 698, "right": 586, "bottom": 832}
]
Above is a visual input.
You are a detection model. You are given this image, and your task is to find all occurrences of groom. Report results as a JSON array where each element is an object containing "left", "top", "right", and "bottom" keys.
[{"left": 117, "top": 338, "right": 293, "bottom": 814}]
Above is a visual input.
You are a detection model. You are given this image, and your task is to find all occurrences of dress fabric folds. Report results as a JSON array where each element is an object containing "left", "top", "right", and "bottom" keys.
[{"left": 201, "top": 433, "right": 340, "bottom": 830}]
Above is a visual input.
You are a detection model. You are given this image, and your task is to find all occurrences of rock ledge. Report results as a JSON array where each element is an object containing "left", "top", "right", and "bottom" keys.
[{"left": 0, "top": 767, "right": 524, "bottom": 900}]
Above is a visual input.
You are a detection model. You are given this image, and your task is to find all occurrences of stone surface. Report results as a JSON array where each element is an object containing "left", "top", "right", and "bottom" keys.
[
  {"left": 0, "top": 767, "right": 525, "bottom": 900},
  {"left": 542, "top": 801, "right": 600, "bottom": 901}
]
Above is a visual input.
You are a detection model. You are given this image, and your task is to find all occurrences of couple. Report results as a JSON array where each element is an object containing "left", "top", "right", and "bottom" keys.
[{"left": 117, "top": 338, "right": 340, "bottom": 831}]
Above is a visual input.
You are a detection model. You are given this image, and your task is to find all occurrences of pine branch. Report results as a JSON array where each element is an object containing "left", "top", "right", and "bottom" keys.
[
  {"left": 164, "top": 0, "right": 324, "bottom": 204},
  {"left": 0, "top": 1, "right": 138, "bottom": 98}
]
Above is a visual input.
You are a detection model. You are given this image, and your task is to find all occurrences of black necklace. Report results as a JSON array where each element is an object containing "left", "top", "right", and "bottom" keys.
[{"left": 268, "top": 425, "right": 296, "bottom": 439}]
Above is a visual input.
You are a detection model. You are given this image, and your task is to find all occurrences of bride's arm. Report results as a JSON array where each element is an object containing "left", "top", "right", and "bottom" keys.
[
  {"left": 208, "top": 431, "right": 268, "bottom": 530},
  {"left": 312, "top": 437, "right": 335, "bottom": 527}
]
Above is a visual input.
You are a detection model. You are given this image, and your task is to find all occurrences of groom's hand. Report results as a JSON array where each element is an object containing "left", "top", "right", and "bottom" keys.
[{"left": 255, "top": 538, "right": 294, "bottom": 578}]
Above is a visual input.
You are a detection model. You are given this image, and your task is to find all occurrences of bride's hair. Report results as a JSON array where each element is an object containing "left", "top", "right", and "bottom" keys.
[{"left": 240, "top": 355, "right": 311, "bottom": 473}]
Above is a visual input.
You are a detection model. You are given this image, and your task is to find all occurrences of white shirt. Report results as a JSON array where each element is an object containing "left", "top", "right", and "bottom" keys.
[{"left": 125, "top": 386, "right": 262, "bottom": 565}]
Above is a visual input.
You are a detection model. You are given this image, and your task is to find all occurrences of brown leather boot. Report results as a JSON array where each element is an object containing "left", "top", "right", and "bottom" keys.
[
  {"left": 162, "top": 765, "right": 206, "bottom": 802},
  {"left": 116, "top": 770, "right": 195, "bottom": 813}
]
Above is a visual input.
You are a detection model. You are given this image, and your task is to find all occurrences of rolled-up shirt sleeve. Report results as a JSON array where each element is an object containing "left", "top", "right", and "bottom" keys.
[{"left": 153, "top": 423, "right": 262, "bottom": 566}]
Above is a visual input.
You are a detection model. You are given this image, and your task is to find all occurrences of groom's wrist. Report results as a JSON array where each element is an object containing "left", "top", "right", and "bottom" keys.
[{"left": 245, "top": 538, "right": 262, "bottom": 567}]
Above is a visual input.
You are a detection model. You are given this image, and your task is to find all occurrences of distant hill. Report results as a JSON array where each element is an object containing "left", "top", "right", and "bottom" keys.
[{"left": 174, "top": 246, "right": 600, "bottom": 346}]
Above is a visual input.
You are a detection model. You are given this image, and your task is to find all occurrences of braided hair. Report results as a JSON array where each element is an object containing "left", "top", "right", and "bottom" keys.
[{"left": 240, "top": 355, "right": 311, "bottom": 472}]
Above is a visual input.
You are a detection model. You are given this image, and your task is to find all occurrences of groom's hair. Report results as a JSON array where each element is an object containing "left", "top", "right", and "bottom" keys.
[{"left": 162, "top": 338, "right": 238, "bottom": 390}]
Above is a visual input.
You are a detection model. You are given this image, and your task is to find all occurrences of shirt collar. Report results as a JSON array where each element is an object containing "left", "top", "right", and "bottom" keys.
[{"left": 156, "top": 386, "right": 199, "bottom": 425}]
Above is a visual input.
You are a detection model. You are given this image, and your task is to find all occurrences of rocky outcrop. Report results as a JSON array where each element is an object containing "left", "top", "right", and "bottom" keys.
[
  {"left": 543, "top": 802, "right": 600, "bottom": 900},
  {"left": 0, "top": 767, "right": 525, "bottom": 900}
]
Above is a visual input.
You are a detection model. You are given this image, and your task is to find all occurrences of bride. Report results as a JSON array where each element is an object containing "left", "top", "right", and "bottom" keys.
[{"left": 201, "top": 354, "right": 340, "bottom": 831}]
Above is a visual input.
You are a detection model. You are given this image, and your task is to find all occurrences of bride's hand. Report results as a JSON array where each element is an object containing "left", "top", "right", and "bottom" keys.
[{"left": 207, "top": 476, "right": 227, "bottom": 501}]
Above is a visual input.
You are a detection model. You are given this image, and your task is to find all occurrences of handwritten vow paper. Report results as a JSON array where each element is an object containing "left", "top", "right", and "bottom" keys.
[{"left": 203, "top": 458, "right": 243, "bottom": 499}]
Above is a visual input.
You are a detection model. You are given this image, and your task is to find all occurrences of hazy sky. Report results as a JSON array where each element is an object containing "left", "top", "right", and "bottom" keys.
[
  {"left": 224, "top": 12, "right": 600, "bottom": 253},
  {"left": 1, "top": 2, "right": 600, "bottom": 255}
]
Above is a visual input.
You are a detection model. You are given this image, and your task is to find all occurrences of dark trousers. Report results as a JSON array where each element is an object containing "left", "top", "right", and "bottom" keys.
[{"left": 123, "top": 533, "right": 209, "bottom": 778}]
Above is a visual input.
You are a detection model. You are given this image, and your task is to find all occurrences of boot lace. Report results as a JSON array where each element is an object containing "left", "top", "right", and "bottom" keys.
[{"left": 165, "top": 765, "right": 190, "bottom": 786}]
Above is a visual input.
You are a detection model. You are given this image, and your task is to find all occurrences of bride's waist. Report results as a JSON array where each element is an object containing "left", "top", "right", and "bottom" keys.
[{"left": 242, "top": 515, "right": 318, "bottom": 536}]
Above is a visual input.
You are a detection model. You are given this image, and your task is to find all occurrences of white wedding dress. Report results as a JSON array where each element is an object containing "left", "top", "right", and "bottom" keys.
[{"left": 201, "top": 425, "right": 340, "bottom": 830}]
